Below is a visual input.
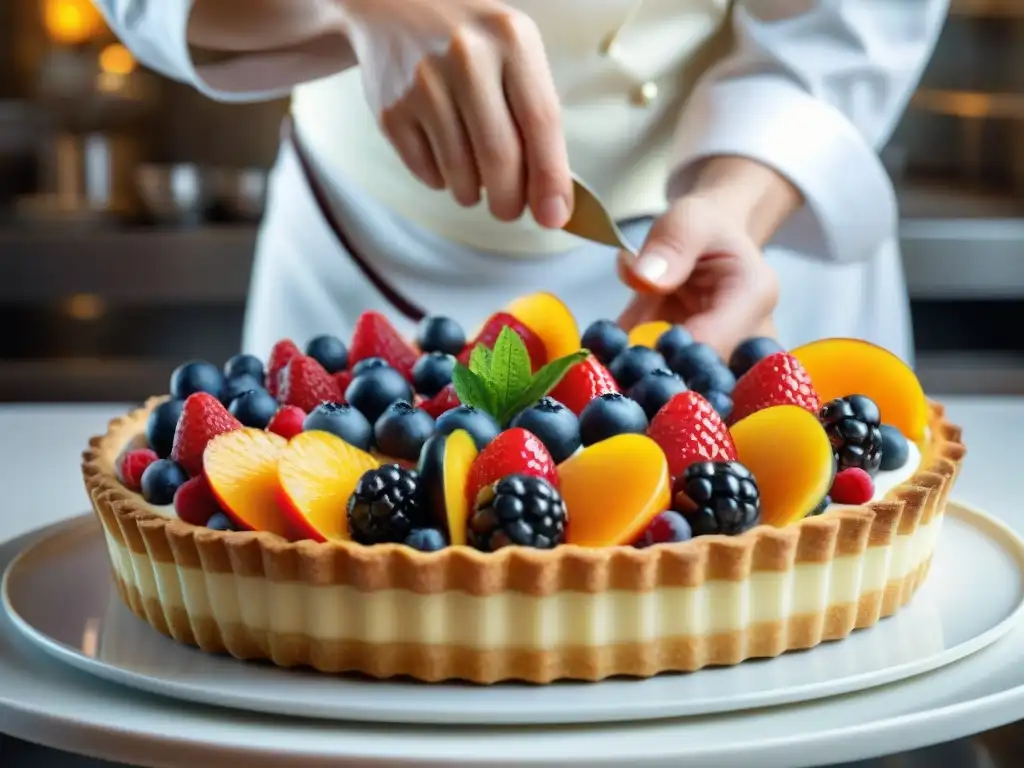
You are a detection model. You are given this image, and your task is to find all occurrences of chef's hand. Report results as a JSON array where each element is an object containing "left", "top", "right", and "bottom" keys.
[
  {"left": 339, "top": 0, "right": 572, "bottom": 228},
  {"left": 618, "top": 157, "right": 802, "bottom": 360}
]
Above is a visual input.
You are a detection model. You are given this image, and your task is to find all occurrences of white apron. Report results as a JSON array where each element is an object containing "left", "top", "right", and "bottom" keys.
[{"left": 241, "top": 134, "right": 913, "bottom": 364}]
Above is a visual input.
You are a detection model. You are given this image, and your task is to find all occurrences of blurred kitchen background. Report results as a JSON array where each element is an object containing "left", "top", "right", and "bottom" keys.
[{"left": 0, "top": 0, "right": 1021, "bottom": 402}]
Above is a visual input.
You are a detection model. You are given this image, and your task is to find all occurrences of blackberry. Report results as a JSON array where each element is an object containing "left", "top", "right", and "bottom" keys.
[
  {"left": 674, "top": 461, "right": 760, "bottom": 536},
  {"left": 468, "top": 474, "right": 567, "bottom": 552},
  {"left": 347, "top": 464, "right": 427, "bottom": 545},
  {"left": 819, "top": 395, "right": 882, "bottom": 475}
]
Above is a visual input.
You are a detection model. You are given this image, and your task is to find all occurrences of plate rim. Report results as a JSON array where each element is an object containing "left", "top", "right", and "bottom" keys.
[{"left": 3, "top": 500, "right": 1024, "bottom": 726}]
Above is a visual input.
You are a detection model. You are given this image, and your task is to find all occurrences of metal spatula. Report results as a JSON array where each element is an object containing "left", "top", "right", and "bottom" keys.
[{"left": 563, "top": 175, "right": 637, "bottom": 256}]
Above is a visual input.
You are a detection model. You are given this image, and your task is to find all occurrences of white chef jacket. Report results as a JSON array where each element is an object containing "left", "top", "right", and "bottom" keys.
[{"left": 94, "top": 0, "right": 949, "bottom": 363}]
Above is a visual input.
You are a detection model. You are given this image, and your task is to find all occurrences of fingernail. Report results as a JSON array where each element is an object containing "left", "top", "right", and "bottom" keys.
[
  {"left": 633, "top": 251, "right": 669, "bottom": 284},
  {"left": 538, "top": 195, "right": 570, "bottom": 228}
]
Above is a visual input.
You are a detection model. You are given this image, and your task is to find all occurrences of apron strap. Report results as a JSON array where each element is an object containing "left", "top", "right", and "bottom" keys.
[{"left": 281, "top": 116, "right": 428, "bottom": 322}]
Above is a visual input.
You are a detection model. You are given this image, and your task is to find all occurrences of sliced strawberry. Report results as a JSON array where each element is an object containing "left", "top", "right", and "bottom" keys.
[
  {"left": 266, "top": 339, "right": 301, "bottom": 399},
  {"left": 729, "top": 352, "right": 821, "bottom": 425},
  {"left": 464, "top": 427, "right": 557, "bottom": 508},
  {"left": 279, "top": 355, "right": 342, "bottom": 413},
  {"left": 348, "top": 311, "right": 418, "bottom": 380},
  {"left": 647, "top": 391, "right": 737, "bottom": 478},
  {"left": 173, "top": 474, "right": 223, "bottom": 526},
  {"left": 421, "top": 384, "right": 460, "bottom": 419},
  {"left": 458, "top": 312, "right": 547, "bottom": 371},
  {"left": 333, "top": 370, "right": 353, "bottom": 399},
  {"left": 548, "top": 355, "right": 618, "bottom": 415},
  {"left": 267, "top": 405, "right": 306, "bottom": 440},
  {"left": 170, "top": 393, "right": 242, "bottom": 476}
]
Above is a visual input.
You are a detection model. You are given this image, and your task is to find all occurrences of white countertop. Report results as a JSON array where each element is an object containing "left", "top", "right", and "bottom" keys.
[{"left": 0, "top": 398, "right": 1012, "bottom": 543}]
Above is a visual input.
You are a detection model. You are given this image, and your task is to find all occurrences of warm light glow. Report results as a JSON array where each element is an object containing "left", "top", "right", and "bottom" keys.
[
  {"left": 66, "top": 294, "right": 107, "bottom": 321},
  {"left": 99, "top": 43, "right": 136, "bottom": 75},
  {"left": 42, "top": 0, "right": 105, "bottom": 45}
]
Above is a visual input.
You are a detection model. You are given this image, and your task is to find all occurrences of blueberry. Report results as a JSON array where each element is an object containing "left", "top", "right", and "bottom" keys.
[
  {"left": 220, "top": 373, "right": 263, "bottom": 406},
  {"left": 667, "top": 342, "right": 721, "bottom": 382},
  {"left": 145, "top": 399, "right": 184, "bottom": 458},
  {"left": 608, "top": 346, "right": 667, "bottom": 390},
  {"left": 223, "top": 353, "right": 264, "bottom": 383},
  {"left": 412, "top": 352, "right": 455, "bottom": 398},
  {"left": 206, "top": 511, "right": 238, "bottom": 531},
  {"left": 303, "top": 402, "right": 372, "bottom": 451},
  {"left": 351, "top": 357, "right": 391, "bottom": 376},
  {"left": 305, "top": 334, "right": 348, "bottom": 374},
  {"left": 405, "top": 527, "right": 447, "bottom": 552},
  {"left": 578, "top": 393, "right": 648, "bottom": 446},
  {"left": 416, "top": 315, "right": 466, "bottom": 356},
  {"left": 879, "top": 424, "right": 910, "bottom": 471},
  {"left": 628, "top": 369, "right": 688, "bottom": 420},
  {"left": 729, "top": 336, "right": 784, "bottom": 379},
  {"left": 580, "top": 320, "right": 628, "bottom": 366},
  {"left": 634, "top": 511, "right": 693, "bottom": 548},
  {"left": 229, "top": 389, "right": 279, "bottom": 429},
  {"left": 435, "top": 405, "right": 501, "bottom": 450},
  {"left": 140, "top": 459, "right": 188, "bottom": 506},
  {"left": 169, "top": 360, "right": 225, "bottom": 400},
  {"left": 345, "top": 366, "right": 414, "bottom": 425},
  {"left": 509, "top": 397, "right": 581, "bottom": 464},
  {"left": 703, "top": 390, "right": 733, "bottom": 421},
  {"left": 374, "top": 401, "right": 436, "bottom": 461},
  {"left": 655, "top": 325, "right": 693, "bottom": 362},
  {"left": 686, "top": 364, "right": 736, "bottom": 396}
]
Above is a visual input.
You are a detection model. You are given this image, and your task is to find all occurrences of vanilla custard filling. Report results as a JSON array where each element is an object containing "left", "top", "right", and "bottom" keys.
[{"left": 103, "top": 512, "right": 939, "bottom": 648}]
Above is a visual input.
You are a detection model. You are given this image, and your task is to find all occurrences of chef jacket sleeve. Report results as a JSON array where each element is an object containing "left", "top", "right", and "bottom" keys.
[
  {"left": 668, "top": 0, "right": 949, "bottom": 263},
  {"left": 92, "top": 0, "right": 326, "bottom": 102}
]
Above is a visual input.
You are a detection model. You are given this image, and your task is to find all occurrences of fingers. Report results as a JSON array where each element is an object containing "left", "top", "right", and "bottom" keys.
[
  {"left": 501, "top": 15, "right": 572, "bottom": 229},
  {"left": 449, "top": 31, "right": 526, "bottom": 221},
  {"left": 383, "top": 120, "right": 445, "bottom": 190},
  {"left": 617, "top": 294, "right": 664, "bottom": 331},
  {"left": 414, "top": 65, "right": 482, "bottom": 207},
  {"left": 622, "top": 204, "right": 705, "bottom": 295}
]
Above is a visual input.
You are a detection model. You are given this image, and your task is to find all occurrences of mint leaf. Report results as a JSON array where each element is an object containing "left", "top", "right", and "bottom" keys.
[
  {"left": 469, "top": 344, "right": 493, "bottom": 381},
  {"left": 503, "top": 350, "right": 588, "bottom": 422},
  {"left": 451, "top": 364, "right": 495, "bottom": 414},
  {"left": 490, "top": 327, "right": 532, "bottom": 419}
]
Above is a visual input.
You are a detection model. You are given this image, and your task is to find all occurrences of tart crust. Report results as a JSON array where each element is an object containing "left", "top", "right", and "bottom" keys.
[{"left": 83, "top": 398, "right": 964, "bottom": 684}]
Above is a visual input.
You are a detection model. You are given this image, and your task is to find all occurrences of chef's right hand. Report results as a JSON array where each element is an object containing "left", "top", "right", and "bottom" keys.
[{"left": 339, "top": 0, "right": 572, "bottom": 228}]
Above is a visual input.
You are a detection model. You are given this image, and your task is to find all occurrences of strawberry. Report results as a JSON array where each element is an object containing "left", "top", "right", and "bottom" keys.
[
  {"left": 116, "top": 448, "right": 158, "bottom": 491},
  {"left": 464, "top": 428, "right": 557, "bottom": 508},
  {"left": 548, "top": 355, "right": 619, "bottom": 415},
  {"left": 333, "top": 370, "right": 353, "bottom": 399},
  {"left": 647, "top": 391, "right": 737, "bottom": 478},
  {"left": 348, "top": 311, "right": 418, "bottom": 380},
  {"left": 421, "top": 384, "right": 460, "bottom": 419},
  {"left": 458, "top": 313, "right": 547, "bottom": 371},
  {"left": 267, "top": 405, "right": 306, "bottom": 440},
  {"left": 729, "top": 352, "right": 821, "bottom": 425},
  {"left": 173, "top": 474, "right": 223, "bottom": 526},
  {"left": 279, "top": 355, "right": 342, "bottom": 413},
  {"left": 266, "top": 339, "right": 301, "bottom": 399},
  {"left": 171, "top": 393, "right": 242, "bottom": 476}
]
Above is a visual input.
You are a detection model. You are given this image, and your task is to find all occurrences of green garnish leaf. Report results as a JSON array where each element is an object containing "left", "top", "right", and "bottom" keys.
[
  {"left": 469, "top": 344, "right": 493, "bottom": 382},
  {"left": 451, "top": 364, "right": 495, "bottom": 414},
  {"left": 504, "top": 350, "right": 588, "bottom": 420},
  {"left": 490, "top": 327, "right": 533, "bottom": 421}
]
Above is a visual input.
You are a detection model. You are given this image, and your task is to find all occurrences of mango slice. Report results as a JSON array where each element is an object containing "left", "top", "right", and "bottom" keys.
[
  {"left": 627, "top": 321, "right": 672, "bottom": 349},
  {"left": 505, "top": 292, "right": 581, "bottom": 360}
]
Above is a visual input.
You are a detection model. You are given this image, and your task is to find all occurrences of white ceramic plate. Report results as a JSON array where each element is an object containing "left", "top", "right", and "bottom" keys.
[
  {"left": 4, "top": 505, "right": 1024, "bottom": 768},
  {"left": 4, "top": 503, "right": 1024, "bottom": 727}
]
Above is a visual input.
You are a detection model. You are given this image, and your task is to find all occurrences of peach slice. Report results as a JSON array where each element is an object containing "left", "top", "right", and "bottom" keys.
[
  {"left": 417, "top": 429, "right": 478, "bottom": 545},
  {"left": 559, "top": 433, "right": 671, "bottom": 547},
  {"left": 627, "top": 321, "right": 672, "bottom": 349},
  {"left": 505, "top": 292, "right": 581, "bottom": 360},
  {"left": 277, "top": 431, "right": 379, "bottom": 542},
  {"left": 790, "top": 338, "right": 928, "bottom": 441},
  {"left": 203, "top": 428, "right": 292, "bottom": 537},
  {"left": 729, "top": 405, "right": 835, "bottom": 527}
]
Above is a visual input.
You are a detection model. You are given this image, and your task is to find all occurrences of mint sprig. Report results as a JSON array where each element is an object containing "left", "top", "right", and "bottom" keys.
[{"left": 451, "top": 326, "right": 588, "bottom": 425}]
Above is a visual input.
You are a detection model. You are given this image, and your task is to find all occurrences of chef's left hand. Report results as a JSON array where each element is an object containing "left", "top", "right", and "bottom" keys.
[{"left": 617, "top": 157, "right": 800, "bottom": 360}]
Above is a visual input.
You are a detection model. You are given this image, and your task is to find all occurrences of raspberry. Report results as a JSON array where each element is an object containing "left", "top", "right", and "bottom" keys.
[
  {"left": 830, "top": 468, "right": 874, "bottom": 505},
  {"left": 173, "top": 475, "right": 223, "bottom": 526},
  {"left": 267, "top": 405, "right": 306, "bottom": 440},
  {"left": 117, "top": 448, "right": 159, "bottom": 491}
]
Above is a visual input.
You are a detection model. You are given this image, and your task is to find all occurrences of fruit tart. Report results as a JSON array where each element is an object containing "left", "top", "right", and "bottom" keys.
[{"left": 83, "top": 293, "right": 965, "bottom": 684}]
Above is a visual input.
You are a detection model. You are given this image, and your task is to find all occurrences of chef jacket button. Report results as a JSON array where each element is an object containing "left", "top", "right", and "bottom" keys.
[{"left": 631, "top": 81, "right": 658, "bottom": 107}]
